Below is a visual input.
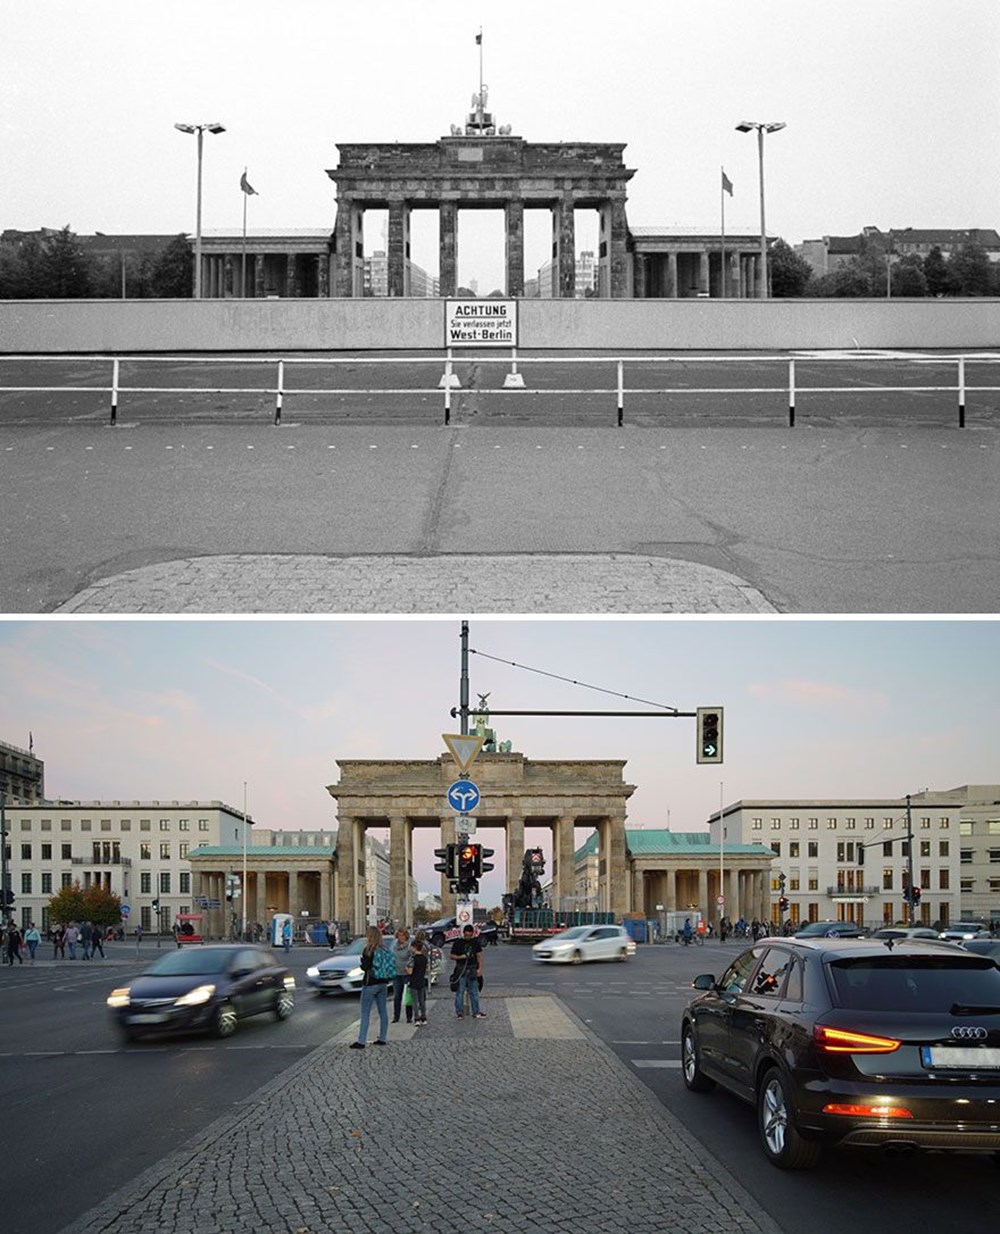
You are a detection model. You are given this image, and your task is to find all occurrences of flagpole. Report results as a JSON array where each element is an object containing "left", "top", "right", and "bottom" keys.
[
  {"left": 477, "top": 28, "right": 484, "bottom": 128},
  {"left": 241, "top": 168, "right": 248, "bottom": 297},
  {"left": 720, "top": 167, "right": 727, "bottom": 300}
]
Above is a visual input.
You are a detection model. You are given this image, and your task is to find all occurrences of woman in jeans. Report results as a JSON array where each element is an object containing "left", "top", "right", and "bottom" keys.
[{"left": 350, "top": 926, "right": 391, "bottom": 1049}]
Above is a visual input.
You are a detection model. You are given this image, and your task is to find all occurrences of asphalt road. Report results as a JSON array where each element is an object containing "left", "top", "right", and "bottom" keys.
[
  {"left": 6, "top": 940, "right": 1000, "bottom": 1234},
  {"left": 1, "top": 350, "right": 998, "bottom": 614}
]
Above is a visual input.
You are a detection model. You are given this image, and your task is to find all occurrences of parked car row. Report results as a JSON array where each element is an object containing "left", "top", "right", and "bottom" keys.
[
  {"left": 792, "top": 919, "right": 995, "bottom": 941},
  {"left": 681, "top": 935, "right": 1000, "bottom": 1171}
]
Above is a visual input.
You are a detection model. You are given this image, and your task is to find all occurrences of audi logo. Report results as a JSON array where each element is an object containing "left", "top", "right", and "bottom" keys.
[{"left": 951, "top": 1026, "right": 989, "bottom": 1040}]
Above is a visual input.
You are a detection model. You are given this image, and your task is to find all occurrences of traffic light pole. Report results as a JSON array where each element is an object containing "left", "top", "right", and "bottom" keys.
[
  {"left": 0, "top": 779, "right": 9, "bottom": 924},
  {"left": 905, "top": 794, "right": 916, "bottom": 925}
]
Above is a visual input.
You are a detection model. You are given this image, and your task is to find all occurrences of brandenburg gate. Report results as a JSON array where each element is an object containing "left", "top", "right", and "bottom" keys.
[{"left": 327, "top": 90, "right": 635, "bottom": 300}]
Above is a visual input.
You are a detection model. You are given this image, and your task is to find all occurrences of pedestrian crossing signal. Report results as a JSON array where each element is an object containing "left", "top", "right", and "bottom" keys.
[{"left": 696, "top": 707, "right": 724, "bottom": 764}]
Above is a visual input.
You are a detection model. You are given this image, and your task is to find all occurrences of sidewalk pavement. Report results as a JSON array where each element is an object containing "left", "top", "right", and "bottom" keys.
[
  {"left": 59, "top": 988, "right": 781, "bottom": 1234},
  {"left": 53, "top": 552, "right": 777, "bottom": 614}
]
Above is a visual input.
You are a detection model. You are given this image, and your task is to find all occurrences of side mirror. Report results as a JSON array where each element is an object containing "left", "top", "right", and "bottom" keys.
[{"left": 691, "top": 974, "right": 717, "bottom": 991}]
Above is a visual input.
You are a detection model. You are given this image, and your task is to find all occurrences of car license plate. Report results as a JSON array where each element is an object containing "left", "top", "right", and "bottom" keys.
[
  {"left": 128, "top": 1012, "right": 168, "bottom": 1024},
  {"left": 922, "top": 1046, "right": 1000, "bottom": 1069}
]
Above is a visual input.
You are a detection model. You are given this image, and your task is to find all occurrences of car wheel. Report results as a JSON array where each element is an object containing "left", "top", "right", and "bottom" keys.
[
  {"left": 215, "top": 1001, "right": 238, "bottom": 1038},
  {"left": 617, "top": 947, "right": 629, "bottom": 961},
  {"left": 273, "top": 990, "right": 294, "bottom": 1020},
  {"left": 432, "top": 933, "right": 445, "bottom": 948},
  {"left": 120, "top": 1027, "right": 143, "bottom": 1044},
  {"left": 571, "top": 949, "right": 584, "bottom": 965},
  {"left": 681, "top": 1023, "right": 716, "bottom": 1093},
  {"left": 757, "top": 1066, "right": 821, "bottom": 1170}
]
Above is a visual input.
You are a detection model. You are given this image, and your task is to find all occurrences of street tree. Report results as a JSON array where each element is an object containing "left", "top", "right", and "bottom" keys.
[
  {"left": 768, "top": 239, "right": 813, "bottom": 297},
  {"left": 891, "top": 254, "right": 927, "bottom": 297},
  {"left": 149, "top": 235, "right": 193, "bottom": 298},
  {"left": 48, "top": 881, "right": 122, "bottom": 930},
  {"left": 948, "top": 243, "right": 992, "bottom": 296},
  {"left": 39, "top": 226, "right": 93, "bottom": 298},
  {"left": 922, "top": 246, "right": 951, "bottom": 297}
]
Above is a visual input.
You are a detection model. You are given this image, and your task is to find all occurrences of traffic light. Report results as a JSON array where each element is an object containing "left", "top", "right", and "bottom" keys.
[
  {"left": 434, "top": 845, "right": 451, "bottom": 874},
  {"left": 696, "top": 707, "right": 724, "bottom": 764},
  {"left": 478, "top": 846, "right": 495, "bottom": 877},
  {"left": 0, "top": 890, "right": 14, "bottom": 913},
  {"left": 457, "top": 843, "right": 479, "bottom": 894},
  {"left": 778, "top": 896, "right": 789, "bottom": 912},
  {"left": 151, "top": 898, "right": 159, "bottom": 912},
  {"left": 912, "top": 886, "right": 922, "bottom": 904}
]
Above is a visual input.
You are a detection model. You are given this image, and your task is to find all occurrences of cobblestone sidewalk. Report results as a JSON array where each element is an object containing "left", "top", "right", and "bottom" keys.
[
  {"left": 59, "top": 992, "right": 780, "bottom": 1234},
  {"left": 54, "top": 552, "right": 777, "bottom": 614}
]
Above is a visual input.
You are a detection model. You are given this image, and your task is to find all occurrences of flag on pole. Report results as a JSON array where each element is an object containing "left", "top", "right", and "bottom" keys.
[
  {"left": 240, "top": 171, "right": 258, "bottom": 196},
  {"left": 476, "top": 29, "right": 482, "bottom": 44},
  {"left": 722, "top": 169, "right": 734, "bottom": 196},
  {"left": 29, "top": 731, "right": 33, "bottom": 752}
]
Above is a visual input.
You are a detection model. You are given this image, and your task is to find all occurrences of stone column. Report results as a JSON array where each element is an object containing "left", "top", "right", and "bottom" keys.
[
  {"left": 319, "top": 862, "right": 332, "bottom": 923},
  {"left": 633, "top": 254, "right": 647, "bottom": 299},
  {"left": 284, "top": 254, "right": 298, "bottom": 299},
  {"left": 554, "top": 816, "right": 576, "bottom": 909},
  {"left": 608, "top": 198, "right": 630, "bottom": 298},
  {"left": 698, "top": 251, "right": 710, "bottom": 296},
  {"left": 318, "top": 254, "right": 329, "bottom": 298},
  {"left": 667, "top": 251, "right": 678, "bottom": 298},
  {"left": 388, "top": 815, "right": 409, "bottom": 927},
  {"left": 255, "top": 869, "right": 267, "bottom": 934},
  {"left": 605, "top": 814, "right": 629, "bottom": 921},
  {"left": 439, "top": 201, "right": 457, "bottom": 298},
  {"left": 631, "top": 866, "right": 645, "bottom": 916},
  {"left": 333, "top": 198, "right": 362, "bottom": 297},
  {"left": 697, "top": 867, "right": 709, "bottom": 918},
  {"left": 553, "top": 198, "right": 576, "bottom": 299},
  {"left": 505, "top": 198, "right": 525, "bottom": 297},
  {"left": 664, "top": 868, "right": 677, "bottom": 913},
  {"left": 335, "top": 815, "right": 365, "bottom": 936},
  {"left": 387, "top": 201, "right": 408, "bottom": 297},
  {"left": 729, "top": 253, "right": 740, "bottom": 299},
  {"left": 506, "top": 816, "right": 525, "bottom": 892},
  {"left": 223, "top": 254, "right": 234, "bottom": 298},
  {"left": 254, "top": 254, "right": 266, "bottom": 298}
]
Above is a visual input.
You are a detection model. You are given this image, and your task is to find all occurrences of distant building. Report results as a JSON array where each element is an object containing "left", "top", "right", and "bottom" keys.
[
  {"left": 363, "top": 250, "right": 439, "bottom": 298},
  {"left": 0, "top": 739, "right": 44, "bottom": 804},
  {"left": 796, "top": 226, "right": 1000, "bottom": 278},
  {"left": 536, "top": 249, "right": 600, "bottom": 298}
]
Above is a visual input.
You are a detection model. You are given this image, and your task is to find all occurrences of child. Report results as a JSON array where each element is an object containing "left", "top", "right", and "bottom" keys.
[{"left": 408, "top": 940, "right": 429, "bottom": 1025}]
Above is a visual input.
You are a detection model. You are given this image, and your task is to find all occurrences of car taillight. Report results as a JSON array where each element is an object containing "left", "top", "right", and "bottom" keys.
[
  {"left": 823, "top": 1103, "right": 913, "bottom": 1119},
  {"left": 814, "top": 1025, "right": 902, "bottom": 1053}
]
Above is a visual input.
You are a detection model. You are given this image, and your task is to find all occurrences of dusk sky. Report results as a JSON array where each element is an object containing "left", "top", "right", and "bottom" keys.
[
  {"left": 4, "top": 0, "right": 998, "bottom": 291},
  {"left": 0, "top": 618, "right": 996, "bottom": 904}
]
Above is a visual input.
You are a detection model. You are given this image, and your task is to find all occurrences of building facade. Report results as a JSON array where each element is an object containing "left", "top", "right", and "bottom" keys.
[
  {"left": 0, "top": 739, "right": 45, "bottom": 804},
  {"left": 710, "top": 795, "right": 968, "bottom": 929}
]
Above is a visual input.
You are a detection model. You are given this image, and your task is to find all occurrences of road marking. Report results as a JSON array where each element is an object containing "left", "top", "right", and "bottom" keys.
[{"left": 632, "top": 1059, "right": 682, "bottom": 1069}]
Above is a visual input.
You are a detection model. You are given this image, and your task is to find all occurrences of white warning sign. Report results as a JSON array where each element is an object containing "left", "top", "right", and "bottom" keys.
[{"left": 445, "top": 299, "right": 517, "bottom": 347}]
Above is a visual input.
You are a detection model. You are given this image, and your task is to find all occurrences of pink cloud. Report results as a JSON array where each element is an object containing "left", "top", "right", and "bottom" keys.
[{"left": 747, "top": 678, "right": 889, "bottom": 710}]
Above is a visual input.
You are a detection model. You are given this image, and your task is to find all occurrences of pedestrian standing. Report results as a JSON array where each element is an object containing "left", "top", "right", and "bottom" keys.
[
  {"left": 65, "top": 922, "right": 79, "bottom": 959},
  {"left": 281, "top": 917, "right": 293, "bottom": 956},
  {"left": 91, "top": 923, "right": 105, "bottom": 959},
  {"left": 80, "top": 920, "right": 93, "bottom": 960},
  {"left": 391, "top": 927, "right": 413, "bottom": 1024},
  {"left": 408, "top": 940, "right": 429, "bottom": 1025},
  {"left": 52, "top": 924, "right": 65, "bottom": 959},
  {"left": 25, "top": 922, "right": 41, "bottom": 963},
  {"left": 449, "top": 925, "right": 485, "bottom": 1019},
  {"left": 6, "top": 922, "right": 23, "bottom": 965},
  {"left": 350, "top": 926, "right": 393, "bottom": 1049}
]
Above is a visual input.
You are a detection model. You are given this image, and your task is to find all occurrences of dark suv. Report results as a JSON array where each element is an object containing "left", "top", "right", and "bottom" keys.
[{"left": 681, "top": 938, "right": 1000, "bottom": 1169}]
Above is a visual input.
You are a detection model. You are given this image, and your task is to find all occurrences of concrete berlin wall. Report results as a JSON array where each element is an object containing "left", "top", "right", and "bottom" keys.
[{"left": 2, "top": 297, "right": 999, "bottom": 353}]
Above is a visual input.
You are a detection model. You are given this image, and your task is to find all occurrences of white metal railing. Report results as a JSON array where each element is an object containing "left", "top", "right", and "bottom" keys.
[{"left": 0, "top": 350, "right": 995, "bottom": 428}]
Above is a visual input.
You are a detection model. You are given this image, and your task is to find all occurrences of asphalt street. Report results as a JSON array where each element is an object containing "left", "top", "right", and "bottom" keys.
[{"left": 1, "top": 351, "right": 998, "bottom": 614}]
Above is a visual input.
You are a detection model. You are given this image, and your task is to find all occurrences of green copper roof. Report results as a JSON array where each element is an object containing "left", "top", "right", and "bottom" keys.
[{"left": 625, "top": 829, "right": 772, "bottom": 857}]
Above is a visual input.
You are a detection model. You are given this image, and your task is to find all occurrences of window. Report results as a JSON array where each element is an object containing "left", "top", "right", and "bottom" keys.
[
  {"left": 789, "top": 818, "right": 800, "bottom": 830},
  {"left": 771, "top": 842, "right": 781, "bottom": 857},
  {"left": 883, "top": 868, "right": 894, "bottom": 890},
  {"left": 961, "top": 849, "right": 974, "bottom": 864},
  {"left": 20, "top": 843, "right": 31, "bottom": 860},
  {"left": 61, "top": 843, "right": 72, "bottom": 860},
  {"left": 159, "top": 873, "right": 171, "bottom": 893},
  {"left": 61, "top": 872, "right": 72, "bottom": 888},
  {"left": 865, "top": 817, "right": 875, "bottom": 829},
  {"left": 807, "top": 842, "right": 818, "bottom": 858},
  {"left": 140, "top": 819, "right": 151, "bottom": 831},
  {"left": 920, "top": 841, "right": 931, "bottom": 857},
  {"left": 989, "top": 821, "right": 1000, "bottom": 835},
  {"left": 940, "top": 841, "right": 950, "bottom": 857},
  {"left": 827, "top": 818, "right": 838, "bottom": 830},
  {"left": 751, "top": 818, "right": 762, "bottom": 831},
  {"left": 960, "top": 879, "right": 974, "bottom": 893},
  {"left": 41, "top": 843, "right": 51, "bottom": 860},
  {"left": 41, "top": 872, "right": 52, "bottom": 894},
  {"left": 179, "top": 819, "right": 190, "bottom": 832},
  {"left": 719, "top": 949, "right": 760, "bottom": 995},
  {"left": 179, "top": 843, "right": 188, "bottom": 859},
  {"left": 140, "top": 872, "right": 151, "bottom": 894},
  {"left": 180, "top": 872, "right": 190, "bottom": 894},
  {"left": 159, "top": 843, "right": 170, "bottom": 860},
  {"left": 940, "top": 819, "right": 949, "bottom": 830},
  {"left": 808, "top": 818, "right": 818, "bottom": 830},
  {"left": 920, "top": 817, "right": 931, "bottom": 830},
  {"left": 751, "top": 948, "right": 796, "bottom": 997},
  {"left": 789, "top": 875, "right": 800, "bottom": 890},
  {"left": 21, "top": 873, "right": 31, "bottom": 894},
  {"left": 808, "top": 870, "right": 819, "bottom": 891},
  {"left": 159, "top": 819, "right": 170, "bottom": 832},
  {"left": 939, "top": 869, "right": 950, "bottom": 889},
  {"left": 960, "top": 821, "right": 973, "bottom": 835},
  {"left": 81, "top": 819, "right": 91, "bottom": 831},
  {"left": 846, "top": 818, "right": 856, "bottom": 830},
  {"left": 199, "top": 820, "right": 211, "bottom": 832},
  {"left": 41, "top": 819, "right": 51, "bottom": 831},
  {"left": 101, "top": 819, "right": 111, "bottom": 832},
  {"left": 789, "top": 842, "right": 800, "bottom": 858},
  {"left": 120, "top": 819, "right": 131, "bottom": 831},
  {"left": 140, "top": 842, "right": 150, "bottom": 860},
  {"left": 989, "top": 849, "right": 1000, "bottom": 865},
  {"left": 771, "top": 818, "right": 781, "bottom": 830},
  {"left": 61, "top": 819, "right": 72, "bottom": 831}
]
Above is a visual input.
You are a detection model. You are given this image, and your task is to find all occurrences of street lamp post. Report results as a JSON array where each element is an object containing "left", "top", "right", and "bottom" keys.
[
  {"left": 174, "top": 121, "right": 226, "bottom": 299},
  {"left": 735, "top": 120, "right": 786, "bottom": 299}
]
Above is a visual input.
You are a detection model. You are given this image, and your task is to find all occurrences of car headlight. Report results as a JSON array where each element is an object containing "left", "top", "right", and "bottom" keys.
[
  {"left": 347, "top": 966, "right": 363, "bottom": 979},
  {"left": 306, "top": 966, "right": 320, "bottom": 978},
  {"left": 283, "top": 975, "right": 296, "bottom": 989},
  {"left": 107, "top": 987, "right": 131, "bottom": 1008},
  {"left": 175, "top": 984, "right": 216, "bottom": 1007}
]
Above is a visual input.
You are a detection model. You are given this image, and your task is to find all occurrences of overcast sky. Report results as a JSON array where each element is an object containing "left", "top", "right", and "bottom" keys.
[
  {"left": 1, "top": 618, "right": 996, "bottom": 905},
  {"left": 4, "top": 0, "right": 998, "bottom": 291}
]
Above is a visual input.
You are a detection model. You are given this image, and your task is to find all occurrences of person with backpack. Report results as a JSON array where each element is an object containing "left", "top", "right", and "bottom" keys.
[
  {"left": 449, "top": 924, "right": 485, "bottom": 1019},
  {"left": 350, "top": 926, "right": 395, "bottom": 1049}
]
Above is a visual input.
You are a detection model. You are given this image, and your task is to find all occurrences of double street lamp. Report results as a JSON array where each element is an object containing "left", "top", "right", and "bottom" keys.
[
  {"left": 174, "top": 121, "right": 226, "bottom": 299},
  {"left": 735, "top": 120, "right": 786, "bottom": 299}
]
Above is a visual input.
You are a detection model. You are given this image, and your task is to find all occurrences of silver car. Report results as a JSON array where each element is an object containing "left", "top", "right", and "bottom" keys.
[
  {"left": 532, "top": 924, "right": 635, "bottom": 965},
  {"left": 305, "top": 938, "right": 367, "bottom": 995},
  {"left": 940, "top": 922, "right": 992, "bottom": 941}
]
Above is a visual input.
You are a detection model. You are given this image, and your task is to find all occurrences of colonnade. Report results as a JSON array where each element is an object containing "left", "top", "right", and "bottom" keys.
[
  {"left": 633, "top": 248, "right": 765, "bottom": 298},
  {"left": 191, "top": 863, "right": 333, "bottom": 938},
  {"left": 197, "top": 250, "right": 331, "bottom": 299},
  {"left": 631, "top": 865, "right": 770, "bottom": 924}
]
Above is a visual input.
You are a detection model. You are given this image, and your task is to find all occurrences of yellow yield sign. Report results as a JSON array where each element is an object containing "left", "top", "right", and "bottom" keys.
[{"left": 442, "top": 733, "right": 485, "bottom": 774}]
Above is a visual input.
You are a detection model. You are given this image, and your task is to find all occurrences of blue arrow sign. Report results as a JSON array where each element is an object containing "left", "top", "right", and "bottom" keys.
[{"left": 447, "top": 778, "right": 481, "bottom": 813}]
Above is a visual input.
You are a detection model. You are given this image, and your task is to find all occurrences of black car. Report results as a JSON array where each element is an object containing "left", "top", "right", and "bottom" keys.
[
  {"left": 423, "top": 916, "right": 499, "bottom": 948},
  {"left": 794, "top": 920, "right": 866, "bottom": 939},
  {"left": 107, "top": 944, "right": 295, "bottom": 1040},
  {"left": 681, "top": 938, "right": 1000, "bottom": 1169}
]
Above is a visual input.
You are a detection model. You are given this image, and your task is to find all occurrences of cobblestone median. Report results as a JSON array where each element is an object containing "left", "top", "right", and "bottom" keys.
[
  {"left": 59, "top": 994, "right": 779, "bottom": 1234},
  {"left": 55, "top": 552, "right": 777, "bottom": 614}
]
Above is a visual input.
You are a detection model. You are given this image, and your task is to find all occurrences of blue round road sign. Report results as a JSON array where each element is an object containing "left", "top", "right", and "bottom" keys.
[
  {"left": 120, "top": 904, "right": 130, "bottom": 917},
  {"left": 446, "top": 779, "right": 481, "bottom": 813}
]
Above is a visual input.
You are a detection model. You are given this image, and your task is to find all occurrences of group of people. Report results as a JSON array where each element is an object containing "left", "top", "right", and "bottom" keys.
[
  {"left": 2, "top": 921, "right": 41, "bottom": 964},
  {"left": 49, "top": 921, "right": 110, "bottom": 959},
  {"left": 351, "top": 924, "right": 485, "bottom": 1049}
]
